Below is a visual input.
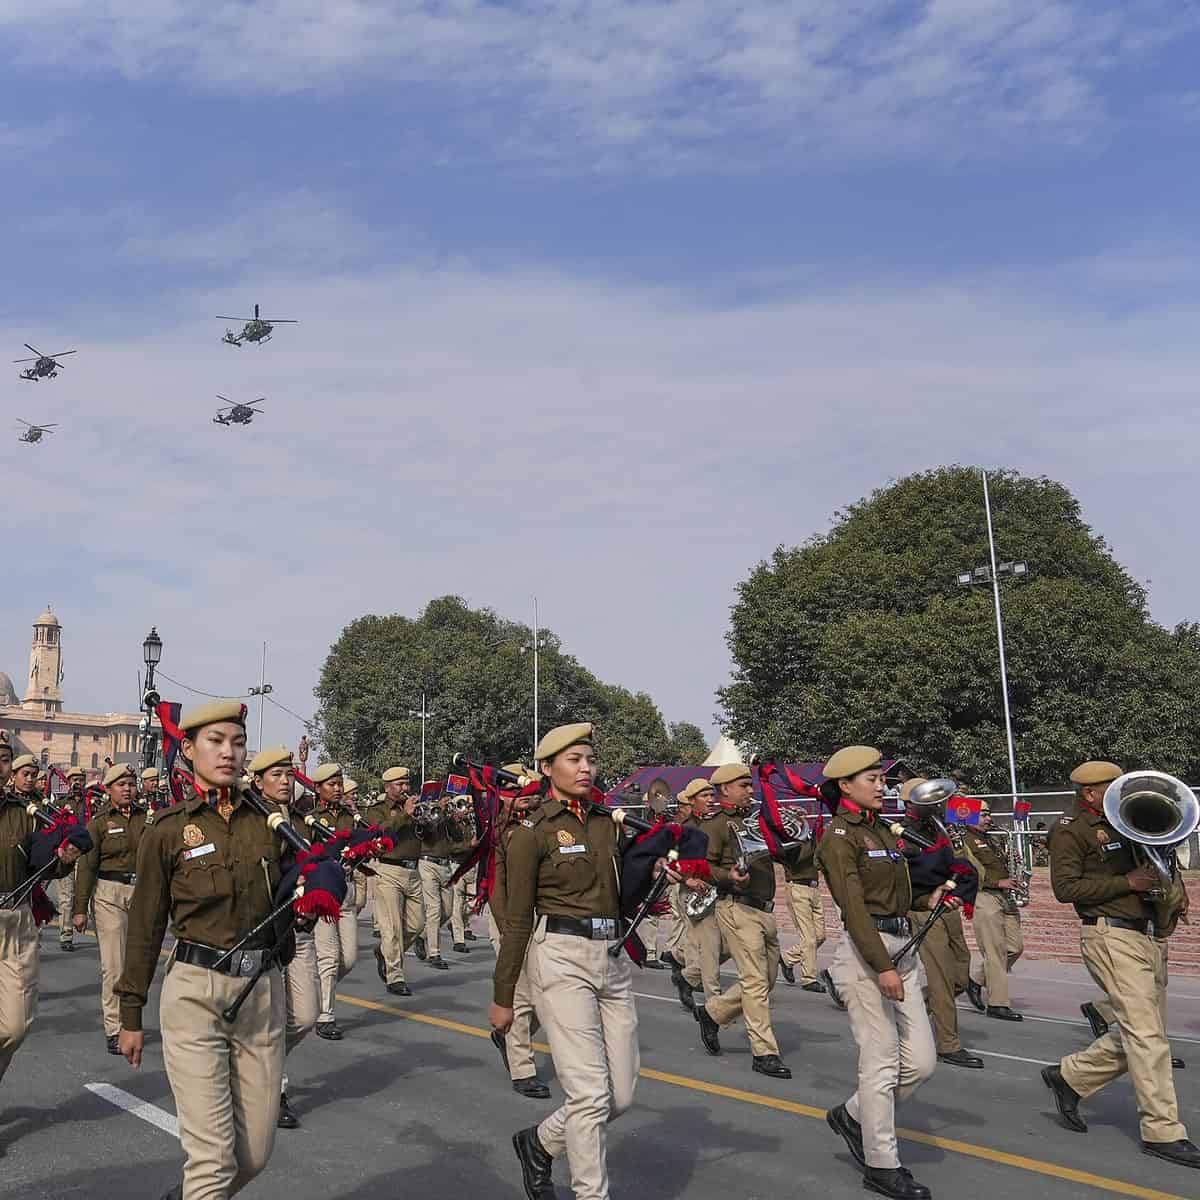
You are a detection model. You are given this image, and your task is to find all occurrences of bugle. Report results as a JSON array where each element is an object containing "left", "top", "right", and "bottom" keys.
[{"left": 451, "top": 754, "right": 538, "bottom": 790}]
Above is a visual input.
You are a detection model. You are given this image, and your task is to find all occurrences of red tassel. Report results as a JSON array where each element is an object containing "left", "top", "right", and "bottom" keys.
[
  {"left": 634, "top": 818, "right": 667, "bottom": 845},
  {"left": 294, "top": 889, "right": 342, "bottom": 922},
  {"left": 675, "top": 858, "right": 711, "bottom": 879},
  {"left": 31, "top": 884, "right": 56, "bottom": 927},
  {"left": 963, "top": 903, "right": 975, "bottom": 919}
]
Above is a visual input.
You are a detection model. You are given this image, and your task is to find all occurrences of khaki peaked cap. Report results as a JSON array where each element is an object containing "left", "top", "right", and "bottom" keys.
[
  {"left": 535, "top": 723, "right": 593, "bottom": 761},
  {"left": 179, "top": 700, "right": 247, "bottom": 732},
  {"left": 382, "top": 766, "right": 411, "bottom": 783},
  {"left": 104, "top": 763, "right": 136, "bottom": 788},
  {"left": 1070, "top": 760, "right": 1123, "bottom": 786},
  {"left": 249, "top": 746, "right": 293, "bottom": 775},
  {"left": 311, "top": 762, "right": 343, "bottom": 785},
  {"left": 709, "top": 763, "right": 751, "bottom": 787},
  {"left": 681, "top": 778, "right": 716, "bottom": 800},
  {"left": 823, "top": 746, "right": 883, "bottom": 780},
  {"left": 11, "top": 754, "right": 37, "bottom": 772}
]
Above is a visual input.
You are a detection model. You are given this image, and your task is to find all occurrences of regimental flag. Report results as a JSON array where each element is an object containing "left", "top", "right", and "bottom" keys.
[
  {"left": 418, "top": 779, "right": 441, "bottom": 802},
  {"left": 1013, "top": 799, "right": 1032, "bottom": 821},
  {"left": 948, "top": 794, "right": 983, "bottom": 827},
  {"left": 442, "top": 773, "right": 470, "bottom": 796},
  {"left": 155, "top": 701, "right": 186, "bottom": 803}
]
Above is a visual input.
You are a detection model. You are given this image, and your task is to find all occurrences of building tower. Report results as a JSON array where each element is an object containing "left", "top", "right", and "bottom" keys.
[{"left": 24, "top": 607, "right": 64, "bottom": 715}]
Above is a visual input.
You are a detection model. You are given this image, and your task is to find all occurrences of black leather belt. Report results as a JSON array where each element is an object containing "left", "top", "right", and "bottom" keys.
[
  {"left": 174, "top": 939, "right": 275, "bottom": 977},
  {"left": 733, "top": 894, "right": 774, "bottom": 913},
  {"left": 384, "top": 858, "right": 419, "bottom": 869},
  {"left": 1082, "top": 916, "right": 1150, "bottom": 933},
  {"left": 421, "top": 855, "right": 452, "bottom": 866},
  {"left": 545, "top": 915, "right": 622, "bottom": 940},
  {"left": 872, "top": 916, "right": 909, "bottom": 935},
  {"left": 99, "top": 870, "right": 136, "bottom": 885}
]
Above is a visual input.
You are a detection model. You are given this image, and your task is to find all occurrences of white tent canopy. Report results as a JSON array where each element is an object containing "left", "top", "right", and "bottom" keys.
[{"left": 702, "top": 734, "right": 749, "bottom": 767}]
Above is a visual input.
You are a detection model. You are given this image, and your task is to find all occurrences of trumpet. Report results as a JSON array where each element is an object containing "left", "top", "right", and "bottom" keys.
[{"left": 1103, "top": 770, "right": 1200, "bottom": 899}]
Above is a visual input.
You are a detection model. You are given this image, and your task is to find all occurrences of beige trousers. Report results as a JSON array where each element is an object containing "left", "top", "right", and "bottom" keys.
[
  {"left": 56, "top": 866, "right": 76, "bottom": 942},
  {"left": 680, "top": 904, "right": 727, "bottom": 997},
  {"left": 161, "top": 960, "right": 285, "bottom": 1200},
  {"left": 353, "top": 872, "right": 367, "bottom": 914},
  {"left": 375, "top": 863, "right": 425, "bottom": 984},
  {"left": 640, "top": 913, "right": 661, "bottom": 961},
  {"left": 368, "top": 875, "right": 380, "bottom": 932},
  {"left": 1094, "top": 938, "right": 1171, "bottom": 1027},
  {"left": 487, "top": 907, "right": 502, "bottom": 952},
  {"left": 909, "top": 906, "right": 969, "bottom": 1054},
  {"left": 507, "top": 949, "right": 541, "bottom": 1081},
  {"left": 529, "top": 924, "right": 639, "bottom": 1200},
  {"left": 1060, "top": 920, "right": 1186, "bottom": 1143},
  {"left": 781, "top": 881, "right": 826, "bottom": 981},
  {"left": 706, "top": 899, "right": 781, "bottom": 1057},
  {"left": 419, "top": 858, "right": 454, "bottom": 957},
  {"left": 284, "top": 930, "right": 319, "bottom": 1055},
  {"left": 0, "top": 906, "right": 38, "bottom": 1084},
  {"left": 968, "top": 891, "right": 1023, "bottom": 1008},
  {"left": 831, "top": 928, "right": 936, "bottom": 1169},
  {"left": 314, "top": 900, "right": 358, "bottom": 1023},
  {"left": 451, "top": 874, "right": 468, "bottom": 944},
  {"left": 94, "top": 878, "right": 135, "bottom": 1036},
  {"left": 663, "top": 885, "right": 689, "bottom": 959}
]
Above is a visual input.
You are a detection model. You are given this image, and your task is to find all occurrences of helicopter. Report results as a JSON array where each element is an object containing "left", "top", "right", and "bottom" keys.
[
  {"left": 17, "top": 420, "right": 57, "bottom": 444},
  {"left": 13, "top": 343, "right": 77, "bottom": 381},
  {"left": 213, "top": 396, "right": 265, "bottom": 426},
  {"left": 216, "top": 303, "right": 298, "bottom": 346}
]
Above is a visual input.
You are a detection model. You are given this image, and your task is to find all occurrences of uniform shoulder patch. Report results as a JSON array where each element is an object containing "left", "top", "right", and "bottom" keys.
[
  {"left": 834, "top": 827, "right": 847, "bottom": 836},
  {"left": 145, "top": 812, "right": 156, "bottom": 825},
  {"left": 520, "top": 819, "right": 535, "bottom": 828}
]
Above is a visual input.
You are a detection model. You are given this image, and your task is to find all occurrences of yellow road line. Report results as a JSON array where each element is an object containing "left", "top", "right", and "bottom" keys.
[{"left": 337, "top": 992, "right": 1190, "bottom": 1200}]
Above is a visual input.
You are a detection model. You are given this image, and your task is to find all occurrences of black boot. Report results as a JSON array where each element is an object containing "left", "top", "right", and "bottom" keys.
[
  {"left": 780, "top": 960, "right": 796, "bottom": 985},
  {"left": 643, "top": 959, "right": 669, "bottom": 970},
  {"left": 661, "top": 951, "right": 681, "bottom": 970},
  {"left": 672, "top": 971, "right": 695, "bottom": 1014},
  {"left": 374, "top": 945, "right": 387, "bottom": 982},
  {"left": 695, "top": 1004, "right": 721, "bottom": 1055},
  {"left": 428, "top": 955, "right": 449, "bottom": 970},
  {"left": 986, "top": 1005, "right": 1023, "bottom": 1022},
  {"left": 512, "top": 1077, "right": 552, "bottom": 1099},
  {"left": 821, "top": 968, "right": 847, "bottom": 1011},
  {"left": 386, "top": 981, "right": 412, "bottom": 996},
  {"left": 453, "top": 941, "right": 469, "bottom": 954},
  {"left": 801, "top": 979, "right": 826, "bottom": 993},
  {"left": 825, "top": 1103, "right": 865, "bottom": 1169},
  {"left": 863, "top": 1166, "right": 931, "bottom": 1200},
  {"left": 1172, "top": 1056, "right": 1186, "bottom": 1069},
  {"left": 966, "top": 979, "right": 985, "bottom": 1012},
  {"left": 752, "top": 1054, "right": 792, "bottom": 1079},
  {"left": 937, "top": 1049, "right": 983, "bottom": 1069},
  {"left": 315, "top": 1020, "right": 344, "bottom": 1041},
  {"left": 1141, "top": 1138, "right": 1200, "bottom": 1168},
  {"left": 106, "top": 1034, "right": 121, "bottom": 1056},
  {"left": 465, "top": 928, "right": 478, "bottom": 940},
  {"left": 1040, "top": 1064, "right": 1086, "bottom": 1132},
  {"left": 1080, "top": 1002, "right": 1108, "bottom": 1040},
  {"left": 277, "top": 1092, "right": 299, "bottom": 1129},
  {"left": 491, "top": 1028, "right": 511, "bottom": 1073},
  {"left": 512, "top": 1126, "right": 556, "bottom": 1200},
  {"left": 413, "top": 935, "right": 427, "bottom": 960}
]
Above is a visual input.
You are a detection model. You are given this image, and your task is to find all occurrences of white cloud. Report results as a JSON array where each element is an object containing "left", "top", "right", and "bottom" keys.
[
  {"left": 0, "top": 1, "right": 1193, "bottom": 170},
  {"left": 2, "top": 239, "right": 1199, "bottom": 753}
]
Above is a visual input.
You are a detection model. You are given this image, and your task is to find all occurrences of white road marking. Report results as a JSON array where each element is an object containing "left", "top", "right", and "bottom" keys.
[
  {"left": 957, "top": 1006, "right": 1200, "bottom": 1045},
  {"left": 634, "top": 991, "right": 680, "bottom": 1003},
  {"left": 972, "top": 1049, "right": 1055, "bottom": 1067},
  {"left": 85, "top": 1082, "right": 179, "bottom": 1138}
]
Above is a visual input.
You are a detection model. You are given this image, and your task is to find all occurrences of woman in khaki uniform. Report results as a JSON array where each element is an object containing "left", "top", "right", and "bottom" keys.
[
  {"left": 308, "top": 762, "right": 359, "bottom": 1040},
  {"left": 116, "top": 700, "right": 294, "bottom": 1200},
  {"left": 816, "top": 746, "right": 946, "bottom": 1200},
  {"left": 73, "top": 762, "right": 148, "bottom": 1055},
  {"left": 490, "top": 723, "right": 644, "bottom": 1200}
]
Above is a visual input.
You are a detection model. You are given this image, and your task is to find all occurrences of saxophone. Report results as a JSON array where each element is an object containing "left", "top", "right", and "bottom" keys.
[{"left": 1003, "top": 830, "right": 1032, "bottom": 913}]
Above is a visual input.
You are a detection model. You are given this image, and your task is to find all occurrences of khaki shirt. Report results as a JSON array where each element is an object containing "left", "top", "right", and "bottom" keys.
[
  {"left": 0, "top": 795, "right": 39, "bottom": 896},
  {"left": 74, "top": 806, "right": 149, "bottom": 914},
  {"left": 781, "top": 837, "right": 818, "bottom": 884},
  {"left": 956, "top": 826, "right": 1007, "bottom": 889},
  {"left": 115, "top": 789, "right": 285, "bottom": 1031},
  {"left": 705, "top": 809, "right": 776, "bottom": 904},
  {"left": 492, "top": 799, "right": 622, "bottom": 1007},
  {"left": 488, "top": 814, "right": 516, "bottom": 939},
  {"left": 816, "top": 805, "right": 912, "bottom": 975},
  {"left": 420, "top": 816, "right": 467, "bottom": 860},
  {"left": 310, "top": 805, "right": 355, "bottom": 838},
  {"left": 1048, "top": 807, "right": 1149, "bottom": 922},
  {"left": 364, "top": 800, "right": 422, "bottom": 862}
]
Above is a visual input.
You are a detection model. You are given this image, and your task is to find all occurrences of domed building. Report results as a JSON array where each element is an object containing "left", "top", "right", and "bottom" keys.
[{"left": 0, "top": 607, "right": 152, "bottom": 786}]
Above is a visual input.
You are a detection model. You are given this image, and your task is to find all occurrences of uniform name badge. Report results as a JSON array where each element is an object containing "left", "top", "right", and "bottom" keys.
[
  {"left": 184, "top": 843, "right": 216, "bottom": 860},
  {"left": 559, "top": 845, "right": 585, "bottom": 855},
  {"left": 866, "top": 849, "right": 888, "bottom": 858},
  {"left": 108, "top": 827, "right": 125, "bottom": 834}
]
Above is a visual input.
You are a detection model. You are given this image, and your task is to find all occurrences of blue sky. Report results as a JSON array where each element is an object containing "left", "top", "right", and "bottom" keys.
[{"left": 3, "top": 2, "right": 1200, "bottom": 760}]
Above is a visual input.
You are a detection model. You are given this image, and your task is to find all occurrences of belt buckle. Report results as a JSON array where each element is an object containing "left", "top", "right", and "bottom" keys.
[
  {"left": 128, "top": 874, "right": 137, "bottom": 886},
  {"left": 234, "top": 950, "right": 262, "bottom": 976},
  {"left": 592, "top": 918, "right": 616, "bottom": 940}
]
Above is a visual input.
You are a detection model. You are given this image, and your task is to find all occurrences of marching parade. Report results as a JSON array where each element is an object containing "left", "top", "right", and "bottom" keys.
[{"left": 0, "top": 705, "right": 1196, "bottom": 1200}]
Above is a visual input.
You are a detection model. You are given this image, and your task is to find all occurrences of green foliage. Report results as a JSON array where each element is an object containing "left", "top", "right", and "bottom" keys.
[
  {"left": 314, "top": 595, "right": 684, "bottom": 787},
  {"left": 718, "top": 466, "right": 1200, "bottom": 789}
]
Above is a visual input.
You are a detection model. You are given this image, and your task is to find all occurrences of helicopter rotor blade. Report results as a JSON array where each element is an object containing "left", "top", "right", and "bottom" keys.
[
  {"left": 261, "top": 318, "right": 298, "bottom": 323},
  {"left": 215, "top": 395, "right": 230, "bottom": 402},
  {"left": 24, "top": 344, "right": 42, "bottom": 355},
  {"left": 48, "top": 350, "right": 77, "bottom": 357},
  {"left": 215, "top": 316, "right": 252, "bottom": 321},
  {"left": 12, "top": 357, "right": 37, "bottom": 363}
]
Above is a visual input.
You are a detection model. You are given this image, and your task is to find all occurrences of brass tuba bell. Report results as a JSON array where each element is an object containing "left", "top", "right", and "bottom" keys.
[{"left": 1102, "top": 770, "right": 1200, "bottom": 890}]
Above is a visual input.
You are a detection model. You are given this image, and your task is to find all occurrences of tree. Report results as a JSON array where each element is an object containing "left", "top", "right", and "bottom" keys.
[
  {"left": 667, "top": 721, "right": 709, "bottom": 764},
  {"left": 718, "top": 466, "right": 1200, "bottom": 789},
  {"left": 314, "top": 595, "right": 689, "bottom": 787}
]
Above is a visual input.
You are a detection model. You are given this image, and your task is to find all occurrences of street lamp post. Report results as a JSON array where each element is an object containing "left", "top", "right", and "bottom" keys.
[
  {"left": 408, "top": 691, "right": 435, "bottom": 783},
  {"left": 956, "top": 469, "right": 1028, "bottom": 850},
  {"left": 518, "top": 596, "right": 548, "bottom": 760},
  {"left": 247, "top": 641, "right": 273, "bottom": 754},
  {"left": 142, "top": 627, "right": 163, "bottom": 769}
]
